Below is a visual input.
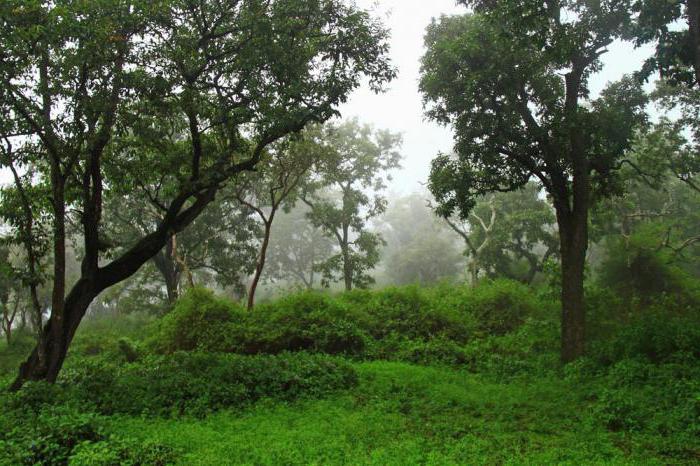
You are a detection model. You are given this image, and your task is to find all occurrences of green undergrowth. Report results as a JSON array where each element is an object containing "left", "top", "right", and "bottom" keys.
[
  {"left": 0, "top": 280, "right": 698, "bottom": 464},
  {"left": 107, "top": 362, "right": 696, "bottom": 465}
]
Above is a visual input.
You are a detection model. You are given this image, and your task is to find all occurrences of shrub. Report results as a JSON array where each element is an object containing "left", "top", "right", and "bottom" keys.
[
  {"left": 149, "top": 287, "right": 245, "bottom": 354},
  {"left": 69, "top": 438, "right": 179, "bottom": 466},
  {"left": 59, "top": 352, "right": 358, "bottom": 417},
  {"left": 243, "top": 292, "right": 370, "bottom": 356},
  {"left": 464, "top": 279, "right": 540, "bottom": 336},
  {"left": 0, "top": 402, "right": 101, "bottom": 466},
  {"left": 361, "top": 285, "right": 472, "bottom": 342},
  {"left": 70, "top": 313, "right": 156, "bottom": 358},
  {"left": 589, "top": 309, "right": 700, "bottom": 366}
]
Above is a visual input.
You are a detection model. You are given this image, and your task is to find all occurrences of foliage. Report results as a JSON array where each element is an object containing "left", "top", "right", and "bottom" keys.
[
  {"left": 58, "top": 352, "right": 357, "bottom": 418},
  {"left": 265, "top": 204, "right": 335, "bottom": 290},
  {"left": 149, "top": 287, "right": 245, "bottom": 354},
  {"left": 0, "top": 394, "right": 178, "bottom": 466},
  {"left": 0, "top": 0, "right": 395, "bottom": 386},
  {"left": 303, "top": 119, "right": 402, "bottom": 290}
]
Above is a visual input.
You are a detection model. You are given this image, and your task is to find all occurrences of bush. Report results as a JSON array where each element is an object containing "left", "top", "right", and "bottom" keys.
[
  {"left": 0, "top": 400, "right": 101, "bottom": 466},
  {"left": 464, "top": 279, "right": 540, "bottom": 336},
  {"left": 589, "top": 309, "right": 700, "bottom": 366},
  {"left": 243, "top": 292, "right": 371, "bottom": 356},
  {"left": 145, "top": 282, "right": 545, "bottom": 368},
  {"left": 149, "top": 287, "right": 245, "bottom": 354},
  {"left": 358, "top": 285, "right": 473, "bottom": 342},
  {"left": 69, "top": 438, "right": 179, "bottom": 466},
  {"left": 59, "top": 352, "right": 358, "bottom": 417},
  {"left": 70, "top": 313, "right": 156, "bottom": 358}
]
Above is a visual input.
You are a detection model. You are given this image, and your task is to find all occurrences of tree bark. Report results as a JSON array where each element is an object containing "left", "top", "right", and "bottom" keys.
[
  {"left": 558, "top": 214, "right": 588, "bottom": 363},
  {"left": 687, "top": 0, "right": 700, "bottom": 85}
]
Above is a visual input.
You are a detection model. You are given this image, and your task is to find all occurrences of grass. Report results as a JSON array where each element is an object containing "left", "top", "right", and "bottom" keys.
[{"left": 107, "top": 362, "right": 665, "bottom": 465}]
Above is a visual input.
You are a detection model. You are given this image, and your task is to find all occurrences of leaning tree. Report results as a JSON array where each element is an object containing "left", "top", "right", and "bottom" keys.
[
  {"left": 421, "top": 1, "right": 647, "bottom": 362},
  {"left": 0, "top": 0, "right": 393, "bottom": 388}
]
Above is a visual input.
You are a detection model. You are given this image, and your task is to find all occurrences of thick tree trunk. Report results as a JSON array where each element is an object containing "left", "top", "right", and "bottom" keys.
[
  {"left": 687, "top": 0, "right": 700, "bottom": 85},
  {"left": 247, "top": 220, "right": 273, "bottom": 310},
  {"left": 556, "top": 210, "right": 588, "bottom": 364},
  {"left": 11, "top": 278, "right": 98, "bottom": 389}
]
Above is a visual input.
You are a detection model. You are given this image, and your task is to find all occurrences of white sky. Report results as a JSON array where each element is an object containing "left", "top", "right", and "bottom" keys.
[{"left": 339, "top": 0, "right": 656, "bottom": 195}]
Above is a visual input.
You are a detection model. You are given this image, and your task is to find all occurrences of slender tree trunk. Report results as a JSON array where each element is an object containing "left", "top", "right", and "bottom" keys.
[
  {"left": 341, "top": 224, "right": 352, "bottom": 291},
  {"left": 341, "top": 245, "right": 352, "bottom": 291},
  {"left": 469, "top": 262, "right": 479, "bottom": 287},
  {"left": 248, "top": 219, "right": 273, "bottom": 310}
]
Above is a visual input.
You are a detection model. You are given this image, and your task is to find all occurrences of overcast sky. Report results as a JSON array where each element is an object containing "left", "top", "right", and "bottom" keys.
[{"left": 339, "top": 0, "right": 656, "bottom": 196}]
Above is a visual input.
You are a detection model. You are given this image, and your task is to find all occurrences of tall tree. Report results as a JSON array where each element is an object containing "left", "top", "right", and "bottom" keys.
[
  {"left": 0, "top": 0, "right": 394, "bottom": 388},
  {"left": 303, "top": 120, "right": 402, "bottom": 291},
  {"left": 232, "top": 134, "right": 321, "bottom": 309},
  {"left": 421, "top": 2, "right": 647, "bottom": 362}
]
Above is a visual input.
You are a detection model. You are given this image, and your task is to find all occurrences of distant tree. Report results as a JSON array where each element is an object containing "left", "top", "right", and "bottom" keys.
[
  {"left": 593, "top": 128, "right": 700, "bottom": 273},
  {"left": 421, "top": 2, "right": 647, "bottom": 362},
  {"left": 303, "top": 120, "right": 402, "bottom": 291},
  {"left": 475, "top": 185, "right": 558, "bottom": 284},
  {"left": 380, "top": 193, "right": 464, "bottom": 285},
  {"left": 0, "top": 0, "right": 394, "bottom": 388},
  {"left": 232, "top": 135, "right": 322, "bottom": 308},
  {"left": 265, "top": 205, "right": 335, "bottom": 290},
  {"left": 0, "top": 245, "right": 20, "bottom": 344}
]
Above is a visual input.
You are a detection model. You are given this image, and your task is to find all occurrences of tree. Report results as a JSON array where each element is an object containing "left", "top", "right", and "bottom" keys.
[
  {"left": 232, "top": 134, "right": 321, "bottom": 309},
  {"left": 380, "top": 193, "right": 464, "bottom": 285},
  {"left": 592, "top": 127, "right": 700, "bottom": 277},
  {"left": 265, "top": 205, "right": 335, "bottom": 290},
  {"left": 0, "top": 245, "right": 21, "bottom": 344},
  {"left": 303, "top": 120, "right": 402, "bottom": 291},
  {"left": 421, "top": 2, "right": 647, "bottom": 362},
  {"left": 464, "top": 185, "right": 558, "bottom": 285},
  {"left": 631, "top": 1, "right": 700, "bottom": 194},
  {"left": 0, "top": 0, "right": 394, "bottom": 388}
]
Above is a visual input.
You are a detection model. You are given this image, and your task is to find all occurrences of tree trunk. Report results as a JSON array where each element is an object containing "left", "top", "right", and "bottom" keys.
[
  {"left": 153, "top": 235, "right": 181, "bottom": 304},
  {"left": 556, "top": 211, "right": 588, "bottom": 363},
  {"left": 247, "top": 220, "right": 273, "bottom": 310},
  {"left": 341, "top": 245, "right": 352, "bottom": 291},
  {"left": 11, "top": 278, "right": 98, "bottom": 389},
  {"left": 687, "top": 0, "right": 700, "bottom": 85},
  {"left": 11, "top": 188, "right": 218, "bottom": 390}
]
